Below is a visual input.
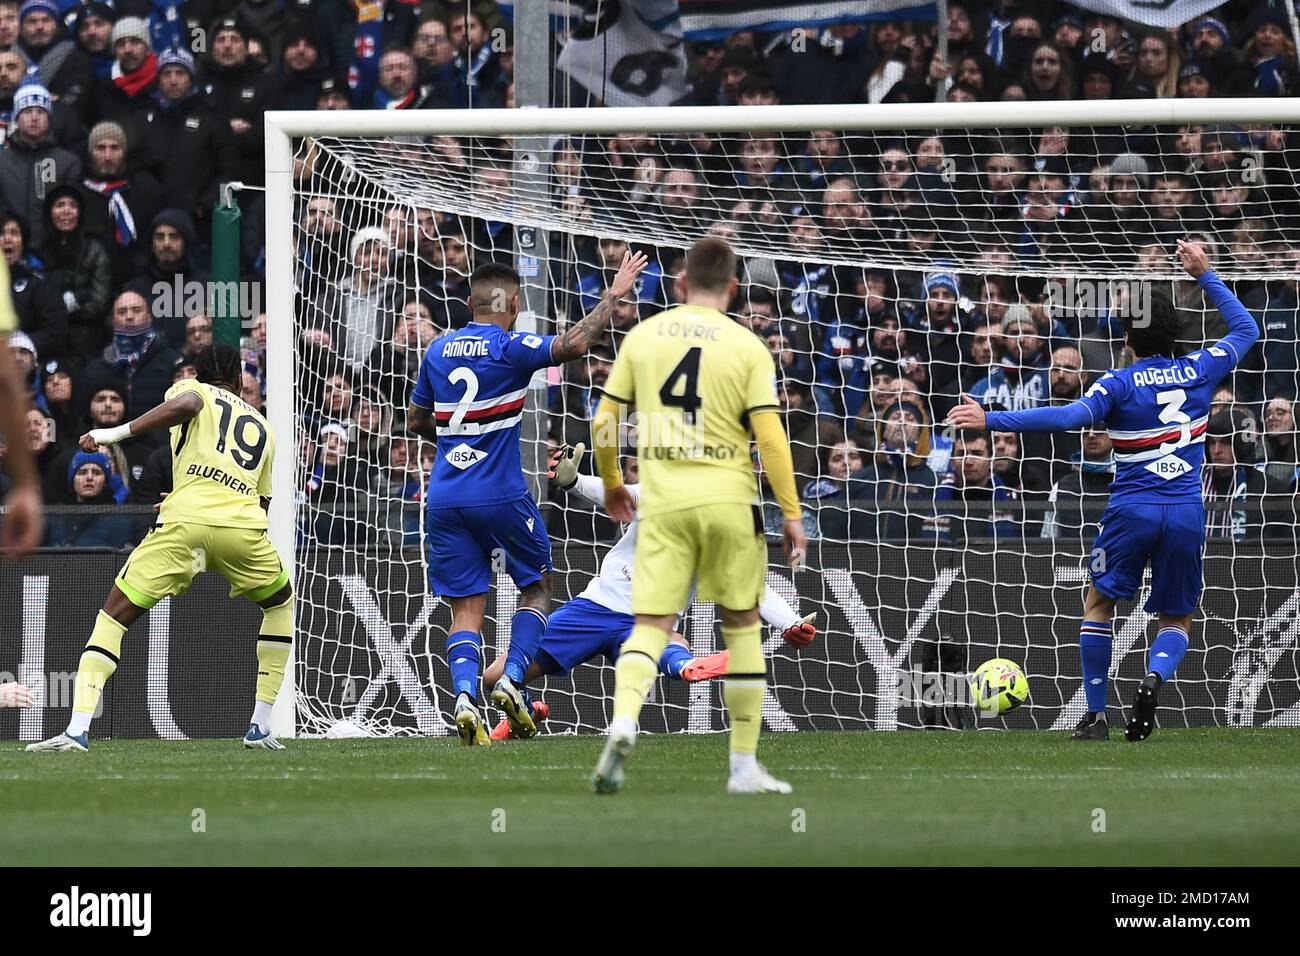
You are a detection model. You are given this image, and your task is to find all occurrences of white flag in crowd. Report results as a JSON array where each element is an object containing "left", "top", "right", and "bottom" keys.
[
  {"left": 555, "top": 0, "right": 689, "bottom": 108},
  {"left": 676, "top": 0, "right": 935, "bottom": 39},
  {"left": 1066, "top": 0, "right": 1249, "bottom": 29}
]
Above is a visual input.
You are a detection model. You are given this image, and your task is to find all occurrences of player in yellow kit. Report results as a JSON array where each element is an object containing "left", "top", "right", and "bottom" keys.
[
  {"left": 590, "top": 237, "right": 806, "bottom": 795},
  {"left": 26, "top": 344, "right": 293, "bottom": 752}
]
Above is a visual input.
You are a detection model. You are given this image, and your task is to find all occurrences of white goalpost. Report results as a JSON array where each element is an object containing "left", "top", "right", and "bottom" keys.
[{"left": 265, "top": 99, "right": 1300, "bottom": 739}]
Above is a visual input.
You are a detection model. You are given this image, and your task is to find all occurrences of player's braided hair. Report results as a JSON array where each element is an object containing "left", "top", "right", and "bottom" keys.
[
  {"left": 1122, "top": 292, "right": 1181, "bottom": 359},
  {"left": 193, "top": 344, "right": 243, "bottom": 392}
]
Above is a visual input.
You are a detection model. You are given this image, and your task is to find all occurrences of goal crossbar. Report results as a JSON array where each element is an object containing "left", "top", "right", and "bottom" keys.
[{"left": 265, "top": 98, "right": 1300, "bottom": 140}]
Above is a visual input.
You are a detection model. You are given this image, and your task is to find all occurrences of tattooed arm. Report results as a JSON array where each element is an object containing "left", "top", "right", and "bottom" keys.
[{"left": 549, "top": 250, "right": 648, "bottom": 363}]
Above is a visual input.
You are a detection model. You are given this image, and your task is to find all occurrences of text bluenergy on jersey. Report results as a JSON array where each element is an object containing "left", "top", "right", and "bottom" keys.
[{"left": 161, "top": 379, "right": 275, "bottom": 529}]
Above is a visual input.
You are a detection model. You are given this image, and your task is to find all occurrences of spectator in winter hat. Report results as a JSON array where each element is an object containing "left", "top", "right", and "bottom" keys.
[
  {"left": 1079, "top": 52, "right": 1119, "bottom": 100},
  {"left": 1235, "top": 7, "right": 1296, "bottom": 97},
  {"left": 1108, "top": 153, "right": 1150, "bottom": 193},
  {"left": 269, "top": 17, "right": 331, "bottom": 112},
  {"left": 77, "top": 119, "right": 166, "bottom": 286},
  {"left": 1177, "top": 59, "right": 1215, "bottom": 98},
  {"left": 40, "top": 183, "right": 112, "bottom": 365},
  {"left": 316, "top": 75, "right": 351, "bottom": 110},
  {"left": 969, "top": 305, "right": 1050, "bottom": 412},
  {"left": 43, "top": 450, "right": 135, "bottom": 548},
  {"left": 202, "top": 18, "right": 273, "bottom": 188},
  {"left": 65, "top": 449, "right": 128, "bottom": 503},
  {"left": 694, "top": 43, "right": 758, "bottom": 106},
  {"left": 125, "top": 209, "right": 209, "bottom": 350},
  {"left": 72, "top": 1, "right": 115, "bottom": 81},
  {"left": 1189, "top": 16, "right": 1230, "bottom": 58},
  {"left": 18, "top": 0, "right": 94, "bottom": 118},
  {"left": 830, "top": 399, "right": 936, "bottom": 542},
  {"left": 1187, "top": 16, "right": 1237, "bottom": 86},
  {"left": 0, "top": 45, "right": 80, "bottom": 151},
  {"left": 40, "top": 357, "right": 81, "bottom": 454},
  {"left": 62, "top": 373, "right": 154, "bottom": 506},
  {"left": 0, "top": 80, "right": 81, "bottom": 248},
  {"left": 90, "top": 16, "right": 158, "bottom": 130},
  {"left": 141, "top": 47, "right": 238, "bottom": 232},
  {"left": 7, "top": 328, "right": 38, "bottom": 400}
]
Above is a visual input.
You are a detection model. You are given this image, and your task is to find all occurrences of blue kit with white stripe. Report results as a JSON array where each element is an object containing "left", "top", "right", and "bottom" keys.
[
  {"left": 411, "top": 323, "right": 557, "bottom": 597},
  {"left": 986, "top": 271, "right": 1259, "bottom": 614}
]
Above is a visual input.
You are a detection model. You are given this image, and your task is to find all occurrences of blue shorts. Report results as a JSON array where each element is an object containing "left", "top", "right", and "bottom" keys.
[
  {"left": 534, "top": 597, "right": 634, "bottom": 675},
  {"left": 425, "top": 497, "right": 552, "bottom": 598},
  {"left": 1090, "top": 501, "right": 1205, "bottom": 616}
]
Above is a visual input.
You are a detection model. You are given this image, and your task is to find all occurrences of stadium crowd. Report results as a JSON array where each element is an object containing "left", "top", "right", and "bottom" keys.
[{"left": 2, "top": 0, "right": 1300, "bottom": 551}]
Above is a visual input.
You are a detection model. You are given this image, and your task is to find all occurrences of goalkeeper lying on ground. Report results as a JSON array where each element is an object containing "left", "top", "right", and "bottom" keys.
[{"left": 481, "top": 444, "right": 816, "bottom": 740}]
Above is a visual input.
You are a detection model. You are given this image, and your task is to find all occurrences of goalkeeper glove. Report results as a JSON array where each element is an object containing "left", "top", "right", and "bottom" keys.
[
  {"left": 782, "top": 612, "right": 817, "bottom": 648},
  {"left": 548, "top": 442, "right": 584, "bottom": 491}
]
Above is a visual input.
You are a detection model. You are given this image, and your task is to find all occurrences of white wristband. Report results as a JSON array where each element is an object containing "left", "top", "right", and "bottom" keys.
[{"left": 89, "top": 423, "right": 132, "bottom": 446}]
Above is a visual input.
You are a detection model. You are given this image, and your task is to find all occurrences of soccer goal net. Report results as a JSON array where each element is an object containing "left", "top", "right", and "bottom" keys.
[{"left": 265, "top": 100, "right": 1300, "bottom": 738}]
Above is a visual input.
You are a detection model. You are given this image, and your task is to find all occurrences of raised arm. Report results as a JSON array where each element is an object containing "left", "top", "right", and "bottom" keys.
[
  {"left": 81, "top": 390, "right": 203, "bottom": 450},
  {"left": 1178, "top": 237, "right": 1258, "bottom": 370},
  {"left": 1198, "top": 270, "right": 1260, "bottom": 362},
  {"left": 550, "top": 250, "right": 648, "bottom": 363}
]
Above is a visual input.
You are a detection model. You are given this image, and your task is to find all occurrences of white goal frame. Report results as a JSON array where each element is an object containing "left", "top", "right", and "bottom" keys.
[{"left": 263, "top": 98, "right": 1300, "bottom": 738}]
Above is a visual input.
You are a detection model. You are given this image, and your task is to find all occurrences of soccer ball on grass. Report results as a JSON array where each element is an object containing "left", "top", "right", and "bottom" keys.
[{"left": 970, "top": 658, "right": 1029, "bottom": 716}]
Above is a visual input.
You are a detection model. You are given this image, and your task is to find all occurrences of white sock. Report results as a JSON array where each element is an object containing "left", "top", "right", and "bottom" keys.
[
  {"left": 67, "top": 712, "right": 92, "bottom": 737},
  {"left": 251, "top": 701, "right": 274, "bottom": 734},
  {"left": 729, "top": 751, "right": 758, "bottom": 776},
  {"left": 610, "top": 715, "right": 637, "bottom": 740}
]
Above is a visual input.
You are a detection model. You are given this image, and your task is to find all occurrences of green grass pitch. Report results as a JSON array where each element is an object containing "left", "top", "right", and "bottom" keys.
[{"left": 2, "top": 729, "right": 1298, "bottom": 866}]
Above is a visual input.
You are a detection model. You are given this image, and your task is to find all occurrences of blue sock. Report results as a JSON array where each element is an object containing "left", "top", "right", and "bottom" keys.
[
  {"left": 658, "top": 643, "right": 694, "bottom": 680},
  {"left": 1079, "top": 620, "right": 1113, "bottom": 714},
  {"left": 504, "top": 608, "right": 547, "bottom": 684},
  {"left": 1148, "top": 627, "right": 1188, "bottom": 683},
  {"left": 447, "top": 631, "right": 482, "bottom": 699}
]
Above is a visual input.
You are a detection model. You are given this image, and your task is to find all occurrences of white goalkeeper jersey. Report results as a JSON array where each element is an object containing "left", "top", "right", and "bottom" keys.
[{"left": 568, "top": 475, "right": 802, "bottom": 630}]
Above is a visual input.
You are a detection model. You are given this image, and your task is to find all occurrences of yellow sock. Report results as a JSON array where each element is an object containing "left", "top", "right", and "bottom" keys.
[
  {"left": 612, "top": 623, "right": 670, "bottom": 726},
  {"left": 256, "top": 594, "right": 293, "bottom": 704},
  {"left": 722, "top": 621, "right": 765, "bottom": 756},
  {"left": 72, "top": 611, "right": 127, "bottom": 722}
]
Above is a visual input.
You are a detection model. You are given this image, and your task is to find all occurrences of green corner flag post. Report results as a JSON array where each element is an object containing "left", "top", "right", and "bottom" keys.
[{"left": 212, "top": 192, "right": 243, "bottom": 348}]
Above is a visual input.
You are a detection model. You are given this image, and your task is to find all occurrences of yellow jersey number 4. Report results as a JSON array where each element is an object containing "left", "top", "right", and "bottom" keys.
[{"left": 659, "top": 346, "right": 703, "bottom": 424}]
